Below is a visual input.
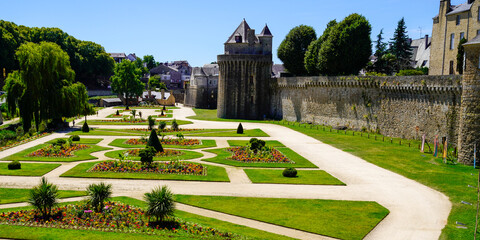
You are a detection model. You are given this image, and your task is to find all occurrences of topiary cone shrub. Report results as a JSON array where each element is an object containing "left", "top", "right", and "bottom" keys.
[
  {"left": 237, "top": 123, "right": 243, "bottom": 134},
  {"left": 70, "top": 135, "right": 80, "bottom": 141},
  {"left": 282, "top": 167, "right": 297, "bottom": 178},
  {"left": 82, "top": 122, "right": 89, "bottom": 133},
  {"left": 147, "top": 129, "right": 163, "bottom": 152},
  {"left": 8, "top": 160, "right": 21, "bottom": 170}
]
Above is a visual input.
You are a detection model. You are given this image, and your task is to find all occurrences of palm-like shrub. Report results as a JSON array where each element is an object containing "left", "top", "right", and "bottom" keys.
[
  {"left": 147, "top": 116, "right": 155, "bottom": 130},
  {"left": 171, "top": 119, "right": 179, "bottom": 131},
  {"left": 28, "top": 177, "right": 59, "bottom": 219},
  {"left": 144, "top": 186, "right": 175, "bottom": 223},
  {"left": 158, "top": 121, "right": 167, "bottom": 131},
  {"left": 87, "top": 182, "right": 112, "bottom": 212}
]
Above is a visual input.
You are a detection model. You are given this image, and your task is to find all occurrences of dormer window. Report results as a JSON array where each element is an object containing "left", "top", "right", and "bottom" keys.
[{"left": 235, "top": 35, "right": 242, "bottom": 43}]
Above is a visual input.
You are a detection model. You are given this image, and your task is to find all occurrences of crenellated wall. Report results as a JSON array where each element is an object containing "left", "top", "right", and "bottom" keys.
[{"left": 270, "top": 75, "right": 463, "bottom": 144}]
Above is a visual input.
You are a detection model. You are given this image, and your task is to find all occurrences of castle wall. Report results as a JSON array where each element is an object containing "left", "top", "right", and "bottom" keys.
[
  {"left": 271, "top": 75, "right": 462, "bottom": 143},
  {"left": 184, "top": 85, "right": 218, "bottom": 109}
]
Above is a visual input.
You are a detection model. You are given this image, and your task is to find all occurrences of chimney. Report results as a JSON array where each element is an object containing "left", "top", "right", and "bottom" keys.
[{"left": 425, "top": 35, "right": 429, "bottom": 50}]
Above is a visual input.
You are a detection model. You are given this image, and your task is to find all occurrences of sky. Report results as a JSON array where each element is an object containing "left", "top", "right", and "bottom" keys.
[{"left": 0, "top": 0, "right": 467, "bottom": 67}]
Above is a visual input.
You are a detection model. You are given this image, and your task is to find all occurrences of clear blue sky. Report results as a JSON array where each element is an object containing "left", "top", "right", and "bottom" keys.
[{"left": 0, "top": 0, "right": 465, "bottom": 67}]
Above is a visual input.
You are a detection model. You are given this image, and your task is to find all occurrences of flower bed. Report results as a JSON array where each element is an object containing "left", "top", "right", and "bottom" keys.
[
  {"left": 0, "top": 132, "right": 51, "bottom": 152},
  {"left": 226, "top": 146, "right": 293, "bottom": 163},
  {"left": 125, "top": 138, "right": 200, "bottom": 146},
  {"left": 89, "top": 160, "right": 205, "bottom": 175},
  {"left": 126, "top": 149, "right": 182, "bottom": 157},
  {"left": 130, "top": 128, "right": 202, "bottom": 133},
  {"left": 27, "top": 144, "right": 90, "bottom": 157},
  {"left": 0, "top": 201, "right": 233, "bottom": 238},
  {"left": 97, "top": 119, "right": 146, "bottom": 123}
]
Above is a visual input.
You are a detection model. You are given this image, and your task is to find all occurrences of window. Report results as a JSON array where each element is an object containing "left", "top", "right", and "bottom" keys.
[
  {"left": 422, "top": 60, "right": 428, "bottom": 67},
  {"left": 478, "top": 7, "right": 480, "bottom": 21},
  {"left": 235, "top": 35, "right": 242, "bottom": 43},
  {"left": 460, "top": 32, "right": 465, "bottom": 40},
  {"left": 449, "top": 61, "right": 454, "bottom": 75},
  {"left": 477, "top": 29, "right": 480, "bottom": 36},
  {"left": 456, "top": 15, "right": 461, "bottom": 25},
  {"left": 450, "top": 33, "right": 455, "bottom": 50}
]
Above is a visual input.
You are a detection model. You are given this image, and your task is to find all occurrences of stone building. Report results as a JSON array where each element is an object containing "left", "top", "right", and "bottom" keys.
[
  {"left": 430, "top": 0, "right": 480, "bottom": 75},
  {"left": 184, "top": 64, "right": 219, "bottom": 109},
  {"left": 217, "top": 19, "right": 273, "bottom": 119}
]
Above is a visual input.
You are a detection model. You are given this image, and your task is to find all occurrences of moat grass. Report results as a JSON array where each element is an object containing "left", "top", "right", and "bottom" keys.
[
  {"left": 202, "top": 147, "right": 318, "bottom": 168},
  {"left": 187, "top": 108, "right": 264, "bottom": 123},
  {"left": 0, "top": 163, "right": 61, "bottom": 176},
  {"left": 60, "top": 161, "right": 229, "bottom": 182},
  {"left": 175, "top": 195, "right": 389, "bottom": 240},
  {"left": 228, "top": 140, "right": 285, "bottom": 147},
  {"left": 104, "top": 149, "right": 203, "bottom": 160},
  {"left": 191, "top": 129, "right": 269, "bottom": 137},
  {"left": 244, "top": 169, "right": 345, "bottom": 185},
  {"left": 275, "top": 121, "right": 478, "bottom": 240},
  {"left": 108, "top": 139, "right": 217, "bottom": 149},
  {"left": 67, "top": 128, "right": 268, "bottom": 137},
  {"left": 0, "top": 197, "right": 292, "bottom": 240},
  {"left": 1, "top": 144, "right": 111, "bottom": 162},
  {"left": 76, "top": 119, "right": 192, "bottom": 126},
  {"left": 0, "top": 188, "right": 86, "bottom": 204}
]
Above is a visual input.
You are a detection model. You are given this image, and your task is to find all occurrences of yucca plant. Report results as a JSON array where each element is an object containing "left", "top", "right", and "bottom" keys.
[
  {"left": 144, "top": 186, "right": 175, "bottom": 223},
  {"left": 28, "top": 177, "right": 59, "bottom": 219},
  {"left": 148, "top": 115, "right": 155, "bottom": 130},
  {"left": 87, "top": 182, "right": 112, "bottom": 212}
]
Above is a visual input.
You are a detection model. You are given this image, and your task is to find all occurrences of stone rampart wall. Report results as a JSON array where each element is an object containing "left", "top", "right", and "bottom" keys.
[{"left": 271, "top": 75, "right": 463, "bottom": 143}]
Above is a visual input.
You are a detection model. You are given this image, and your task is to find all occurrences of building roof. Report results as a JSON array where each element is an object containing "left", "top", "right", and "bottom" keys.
[
  {"left": 109, "top": 53, "right": 126, "bottom": 58},
  {"left": 446, "top": 2, "right": 473, "bottom": 16},
  {"left": 102, "top": 98, "right": 122, "bottom": 103},
  {"left": 202, "top": 64, "right": 219, "bottom": 76},
  {"left": 126, "top": 53, "right": 138, "bottom": 61},
  {"left": 258, "top": 24, "right": 272, "bottom": 37},
  {"left": 464, "top": 34, "right": 480, "bottom": 46},
  {"left": 225, "top": 19, "right": 252, "bottom": 44},
  {"left": 272, "top": 64, "right": 285, "bottom": 78},
  {"left": 150, "top": 64, "right": 177, "bottom": 75}
]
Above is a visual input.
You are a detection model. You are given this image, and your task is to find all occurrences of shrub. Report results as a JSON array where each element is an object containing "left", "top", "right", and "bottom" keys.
[
  {"left": 171, "top": 119, "right": 179, "bottom": 131},
  {"left": 144, "top": 185, "right": 175, "bottom": 223},
  {"left": 147, "top": 129, "right": 163, "bottom": 152},
  {"left": 54, "top": 139, "right": 66, "bottom": 146},
  {"left": 163, "top": 105, "right": 166, "bottom": 111},
  {"left": 395, "top": 69, "right": 425, "bottom": 76},
  {"left": 38, "top": 121, "right": 47, "bottom": 132},
  {"left": 28, "top": 177, "right": 58, "bottom": 219},
  {"left": 282, "top": 167, "right": 298, "bottom": 177},
  {"left": 148, "top": 116, "right": 155, "bottom": 130},
  {"left": 82, "top": 122, "right": 89, "bottom": 132},
  {"left": 237, "top": 123, "right": 244, "bottom": 134},
  {"left": 16, "top": 126, "right": 24, "bottom": 136},
  {"left": 70, "top": 135, "right": 80, "bottom": 141},
  {"left": 116, "top": 110, "right": 120, "bottom": 115},
  {"left": 139, "top": 146, "right": 156, "bottom": 167},
  {"left": 8, "top": 160, "right": 21, "bottom": 170},
  {"left": 87, "top": 182, "right": 112, "bottom": 212},
  {"left": 160, "top": 110, "right": 164, "bottom": 116},
  {"left": 158, "top": 121, "right": 167, "bottom": 131},
  {"left": 249, "top": 138, "right": 266, "bottom": 152}
]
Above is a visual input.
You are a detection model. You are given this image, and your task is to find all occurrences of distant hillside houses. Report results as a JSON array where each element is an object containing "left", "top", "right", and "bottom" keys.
[
  {"left": 150, "top": 60, "right": 192, "bottom": 89},
  {"left": 109, "top": 53, "right": 139, "bottom": 63}
]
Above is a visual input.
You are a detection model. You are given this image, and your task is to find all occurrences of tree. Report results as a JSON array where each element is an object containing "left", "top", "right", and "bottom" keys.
[
  {"left": 28, "top": 177, "right": 58, "bottom": 219},
  {"left": 317, "top": 13, "right": 372, "bottom": 75},
  {"left": 457, "top": 37, "right": 468, "bottom": 74},
  {"left": 304, "top": 20, "right": 337, "bottom": 75},
  {"left": 143, "top": 55, "right": 158, "bottom": 70},
  {"left": 3, "top": 42, "right": 90, "bottom": 130},
  {"left": 87, "top": 182, "right": 112, "bottom": 212},
  {"left": 144, "top": 186, "right": 175, "bottom": 223},
  {"left": 278, "top": 25, "right": 317, "bottom": 75},
  {"left": 147, "top": 129, "right": 163, "bottom": 152},
  {"left": 110, "top": 60, "right": 145, "bottom": 110},
  {"left": 148, "top": 75, "right": 167, "bottom": 90},
  {"left": 134, "top": 57, "right": 148, "bottom": 76},
  {"left": 389, "top": 18, "right": 412, "bottom": 71},
  {"left": 147, "top": 115, "right": 155, "bottom": 130},
  {"left": 369, "top": 29, "right": 390, "bottom": 73}
]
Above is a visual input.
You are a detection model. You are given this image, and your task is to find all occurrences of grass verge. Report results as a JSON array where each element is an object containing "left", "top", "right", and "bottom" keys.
[
  {"left": 0, "top": 163, "right": 60, "bottom": 176},
  {"left": 60, "top": 161, "right": 229, "bottom": 182},
  {"left": 175, "top": 195, "right": 388, "bottom": 240},
  {"left": 244, "top": 169, "right": 344, "bottom": 185},
  {"left": 187, "top": 108, "right": 264, "bottom": 123},
  {"left": 1, "top": 144, "right": 111, "bottom": 162},
  {"left": 104, "top": 149, "right": 203, "bottom": 160},
  {"left": 76, "top": 119, "right": 192, "bottom": 126},
  {"left": 67, "top": 128, "right": 268, "bottom": 137},
  {"left": 108, "top": 139, "right": 217, "bottom": 149},
  {"left": 0, "top": 188, "right": 86, "bottom": 204},
  {"left": 228, "top": 140, "right": 285, "bottom": 147}
]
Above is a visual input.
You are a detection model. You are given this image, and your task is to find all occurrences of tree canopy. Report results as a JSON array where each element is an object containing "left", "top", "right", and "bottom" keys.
[
  {"left": 0, "top": 20, "right": 114, "bottom": 87},
  {"left": 3, "top": 42, "right": 91, "bottom": 130},
  {"left": 110, "top": 60, "right": 145, "bottom": 108},
  {"left": 389, "top": 18, "right": 412, "bottom": 71},
  {"left": 304, "top": 20, "right": 337, "bottom": 75},
  {"left": 148, "top": 75, "right": 167, "bottom": 90},
  {"left": 277, "top": 25, "right": 317, "bottom": 76},
  {"left": 143, "top": 55, "right": 158, "bottom": 70}
]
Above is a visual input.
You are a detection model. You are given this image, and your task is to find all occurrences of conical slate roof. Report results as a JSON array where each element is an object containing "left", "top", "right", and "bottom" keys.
[
  {"left": 258, "top": 24, "right": 272, "bottom": 37},
  {"left": 225, "top": 19, "right": 251, "bottom": 44}
]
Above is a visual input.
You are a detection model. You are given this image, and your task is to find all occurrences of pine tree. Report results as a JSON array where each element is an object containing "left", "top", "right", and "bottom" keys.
[
  {"left": 371, "top": 29, "right": 388, "bottom": 73},
  {"left": 389, "top": 18, "right": 412, "bottom": 71}
]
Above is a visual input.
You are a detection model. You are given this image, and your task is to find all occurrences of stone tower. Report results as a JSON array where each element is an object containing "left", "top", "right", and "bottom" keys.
[
  {"left": 458, "top": 35, "right": 480, "bottom": 164},
  {"left": 217, "top": 19, "right": 273, "bottom": 119}
]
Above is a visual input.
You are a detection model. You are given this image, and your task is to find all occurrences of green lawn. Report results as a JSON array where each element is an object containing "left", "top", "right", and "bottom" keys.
[
  {"left": 0, "top": 188, "right": 86, "bottom": 204},
  {"left": 244, "top": 169, "right": 345, "bottom": 185},
  {"left": 77, "top": 119, "right": 192, "bottom": 126},
  {"left": 0, "top": 196, "right": 291, "bottom": 240},
  {"left": 203, "top": 148, "right": 317, "bottom": 168},
  {"left": 0, "top": 163, "right": 60, "bottom": 176},
  {"left": 175, "top": 195, "right": 389, "bottom": 240},
  {"left": 113, "top": 106, "right": 180, "bottom": 110},
  {"left": 104, "top": 149, "right": 203, "bottom": 161},
  {"left": 274, "top": 121, "right": 478, "bottom": 240},
  {"left": 228, "top": 140, "right": 285, "bottom": 147},
  {"left": 1, "top": 144, "right": 111, "bottom": 162},
  {"left": 46, "top": 138, "right": 103, "bottom": 144},
  {"left": 151, "top": 114, "right": 173, "bottom": 118},
  {"left": 189, "top": 129, "right": 269, "bottom": 137},
  {"left": 108, "top": 139, "right": 217, "bottom": 149},
  {"left": 187, "top": 108, "right": 264, "bottom": 123},
  {"left": 67, "top": 128, "right": 268, "bottom": 137},
  {"left": 60, "top": 161, "right": 229, "bottom": 182}
]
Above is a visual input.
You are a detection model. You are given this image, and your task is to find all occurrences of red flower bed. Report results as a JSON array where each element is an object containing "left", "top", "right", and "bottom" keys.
[
  {"left": 98, "top": 119, "right": 146, "bottom": 123},
  {"left": 0, "top": 202, "right": 233, "bottom": 238},
  {"left": 125, "top": 138, "right": 200, "bottom": 146},
  {"left": 226, "top": 146, "right": 293, "bottom": 163},
  {"left": 0, "top": 132, "right": 51, "bottom": 152},
  {"left": 89, "top": 160, "right": 205, "bottom": 175},
  {"left": 27, "top": 144, "right": 90, "bottom": 157},
  {"left": 126, "top": 149, "right": 182, "bottom": 157},
  {"left": 129, "top": 128, "right": 202, "bottom": 133}
]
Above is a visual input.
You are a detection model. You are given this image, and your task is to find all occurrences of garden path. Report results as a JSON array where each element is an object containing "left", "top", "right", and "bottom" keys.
[{"left": 0, "top": 105, "right": 451, "bottom": 240}]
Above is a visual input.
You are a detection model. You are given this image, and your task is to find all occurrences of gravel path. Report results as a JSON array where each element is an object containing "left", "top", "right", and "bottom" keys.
[{"left": 0, "top": 105, "right": 451, "bottom": 240}]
